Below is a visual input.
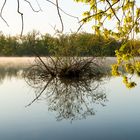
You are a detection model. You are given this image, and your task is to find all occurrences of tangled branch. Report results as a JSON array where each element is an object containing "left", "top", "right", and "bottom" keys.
[{"left": 0, "top": 0, "right": 84, "bottom": 36}]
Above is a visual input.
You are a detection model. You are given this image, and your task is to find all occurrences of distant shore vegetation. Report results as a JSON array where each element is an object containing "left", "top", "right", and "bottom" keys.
[
  {"left": 0, "top": 30, "right": 139, "bottom": 57},
  {"left": 0, "top": 31, "right": 119, "bottom": 56}
]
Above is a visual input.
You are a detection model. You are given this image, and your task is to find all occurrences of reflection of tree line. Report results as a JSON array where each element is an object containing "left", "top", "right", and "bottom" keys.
[
  {"left": 0, "top": 67, "right": 25, "bottom": 84},
  {"left": 25, "top": 71, "right": 108, "bottom": 121}
]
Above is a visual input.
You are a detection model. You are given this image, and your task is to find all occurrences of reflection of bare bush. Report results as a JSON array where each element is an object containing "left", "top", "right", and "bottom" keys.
[
  {"left": 25, "top": 66, "right": 108, "bottom": 121},
  {"left": 49, "top": 79, "right": 107, "bottom": 121}
]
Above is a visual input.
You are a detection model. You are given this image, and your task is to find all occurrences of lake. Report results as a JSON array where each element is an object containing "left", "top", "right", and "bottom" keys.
[{"left": 0, "top": 57, "right": 140, "bottom": 140}]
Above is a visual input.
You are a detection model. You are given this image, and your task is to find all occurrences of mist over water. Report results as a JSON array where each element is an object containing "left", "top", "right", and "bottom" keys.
[{"left": 0, "top": 58, "right": 140, "bottom": 140}]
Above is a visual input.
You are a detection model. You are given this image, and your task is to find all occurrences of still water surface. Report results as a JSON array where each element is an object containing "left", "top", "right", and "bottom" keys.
[{"left": 0, "top": 67, "right": 140, "bottom": 140}]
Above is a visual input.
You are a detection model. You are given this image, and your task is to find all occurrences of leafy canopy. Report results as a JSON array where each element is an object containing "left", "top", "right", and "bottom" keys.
[{"left": 75, "top": 0, "right": 140, "bottom": 88}]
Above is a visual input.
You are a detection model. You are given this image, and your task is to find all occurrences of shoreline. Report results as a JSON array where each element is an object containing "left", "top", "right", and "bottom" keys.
[
  {"left": 0, "top": 57, "right": 117, "bottom": 68},
  {"left": 2, "top": 56, "right": 140, "bottom": 77}
]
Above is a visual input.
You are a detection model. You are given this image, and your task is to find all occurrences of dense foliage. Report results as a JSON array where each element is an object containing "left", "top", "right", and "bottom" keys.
[
  {"left": 75, "top": 0, "right": 140, "bottom": 88},
  {"left": 0, "top": 31, "right": 124, "bottom": 56}
]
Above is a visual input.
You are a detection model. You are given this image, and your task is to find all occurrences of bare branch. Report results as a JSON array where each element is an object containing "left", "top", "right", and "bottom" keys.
[
  {"left": 24, "top": 0, "right": 41, "bottom": 12},
  {"left": 106, "top": 0, "right": 120, "bottom": 23},
  {"left": 76, "top": 22, "right": 84, "bottom": 33},
  {"left": 81, "top": 0, "right": 120, "bottom": 23},
  {"left": 0, "top": 0, "right": 9, "bottom": 26},
  {"left": 17, "top": 0, "right": 24, "bottom": 37},
  {"left": 25, "top": 78, "right": 53, "bottom": 107},
  {"left": 56, "top": 0, "right": 64, "bottom": 33},
  {"left": 45, "top": 0, "right": 79, "bottom": 20},
  {"left": 35, "top": 0, "right": 43, "bottom": 11},
  {"left": 46, "top": 0, "right": 83, "bottom": 33}
]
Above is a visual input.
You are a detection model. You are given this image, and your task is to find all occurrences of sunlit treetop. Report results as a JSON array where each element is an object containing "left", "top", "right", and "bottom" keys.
[
  {"left": 75, "top": 0, "right": 140, "bottom": 88},
  {"left": 75, "top": 0, "right": 140, "bottom": 40}
]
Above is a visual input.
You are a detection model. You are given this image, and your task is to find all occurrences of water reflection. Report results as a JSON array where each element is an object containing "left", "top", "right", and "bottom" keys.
[
  {"left": 0, "top": 67, "right": 25, "bottom": 84},
  {"left": 0, "top": 64, "right": 109, "bottom": 121},
  {"left": 25, "top": 72, "right": 108, "bottom": 121}
]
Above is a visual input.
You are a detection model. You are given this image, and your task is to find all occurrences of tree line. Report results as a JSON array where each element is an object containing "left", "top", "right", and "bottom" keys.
[{"left": 0, "top": 31, "right": 139, "bottom": 57}]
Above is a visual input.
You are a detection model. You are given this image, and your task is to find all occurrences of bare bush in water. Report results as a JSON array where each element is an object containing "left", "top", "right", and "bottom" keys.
[{"left": 25, "top": 56, "right": 106, "bottom": 82}]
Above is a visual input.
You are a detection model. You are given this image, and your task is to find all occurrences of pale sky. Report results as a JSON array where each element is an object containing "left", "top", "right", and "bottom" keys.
[
  {"left": 0, "top": 0, "right": 92, "bottom": 35},
  {"left": 0, "top": 0, "right": 140, "bottom": 36}
]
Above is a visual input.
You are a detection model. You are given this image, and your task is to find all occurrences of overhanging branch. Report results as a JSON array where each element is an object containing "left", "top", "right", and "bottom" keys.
[
  {"left": 106, "top": 0, "right": 120, "bottom": 23},
  {"left": 24, "top": 0, "right": 41, "bottom": 12},
  {"left": 56, "top": 0, "right": 64, "bottom": 32},
  {"left": 0, "top": 0, "right": 9, "bottom": 26},
  {"left": 17, "top": 0, "right": 24, "bottom": 37},
  {"left": 45, "top": 0, "right": 79, "bottom": 20}
]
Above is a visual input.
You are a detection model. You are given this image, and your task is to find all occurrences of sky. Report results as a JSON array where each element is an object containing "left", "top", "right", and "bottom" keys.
[
  {"left": 0, "top": 0, "right": 140, "bottom": 36},
  {"left": 0, "top": 0, "right": 92, "bottom": 36}
]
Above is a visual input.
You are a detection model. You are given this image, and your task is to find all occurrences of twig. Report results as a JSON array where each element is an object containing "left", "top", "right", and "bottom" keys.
[
  {"left": 24, "top": 0, "right": 41, "bottom": 12},
  {"left": 17, "top": 0, "right": 24, "bottom": 37},
  {"left": 45, "top": 0, "right": 79, "bottom": 20},
  {"left": 0, "top": 0, "right": 9, "bottom": 26},
  {"left": 56, "top": 0, "right": 64, "bottom": 32},
  {"left": 31, "top": 49, "right": 54, "bottom": 76},
  {"left": 35, "top": 0, "right": 43, "bottom": 11},
  {"left": 25, "top": 77, "right": 53, "bottom": 107},
  {"left": 76, "top": 22, "right": 84, "bottom": 33},
  {"left": 80, "top": 0, "right": 119, "bottom": 23},
  {"left": 106, "top": 0, "right": 120, "bottom": 23}
]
